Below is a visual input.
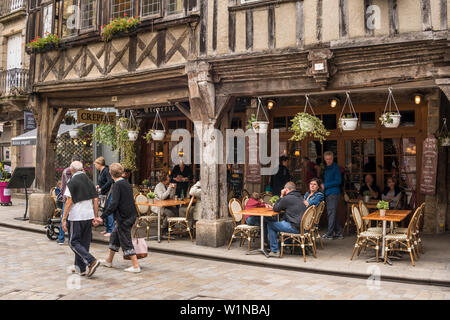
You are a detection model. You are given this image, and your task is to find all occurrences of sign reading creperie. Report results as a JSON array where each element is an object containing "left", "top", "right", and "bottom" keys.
[{"left": 77, "top": 110, "right": 116, "bottom": 125}]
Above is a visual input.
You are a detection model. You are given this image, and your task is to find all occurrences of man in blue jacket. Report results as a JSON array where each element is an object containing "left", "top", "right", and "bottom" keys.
[{"left": 321, "top": 151, "right": 343, "bottom": 240}]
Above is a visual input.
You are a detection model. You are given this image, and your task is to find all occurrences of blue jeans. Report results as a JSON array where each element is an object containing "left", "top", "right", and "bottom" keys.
[
  {"left": 267, "top": 220, "right": 299, "bottom": 253},
  {"left": 246, "top": 216, "right": 272, "bottom": 244},
  {"left": 57, "top": 202, "right": 66, "bottom": 242},
  {"left": 105, "top": 194, "right": 114, "bottom": 233},
  {"left": 325, "top": 194, "right": 342, "bottom": 237}
]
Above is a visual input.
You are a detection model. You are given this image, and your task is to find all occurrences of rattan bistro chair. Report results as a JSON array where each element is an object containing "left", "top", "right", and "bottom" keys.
[
  {"left": 280, "top": 206, "right": 317, "bottom": 262},
  {"left": 359, "top": 200, "right": 382, "bottom": 233},
  {"left": 350, "top": 205, "right": 383, "bottom": 262},
  {"left": 384, "top": 207, "right": 420, "bottom": 266},
  {"left": 241, "top": 195, "right": 249, "bottom": 209},
  {"left": 311, "top": 201, "right": 325, "bottom": 249},
  {"left": 227, "top": 198, "right": 260, "bottom": 251},
  {"left": 394, "top": 203, "right": 425, "bottom": 258},
  {"left": 134, "top": 193, "right": 158, "bottom": 240},
  {"left": 167, "top": 196, "right": 195, "bottom": 243}
]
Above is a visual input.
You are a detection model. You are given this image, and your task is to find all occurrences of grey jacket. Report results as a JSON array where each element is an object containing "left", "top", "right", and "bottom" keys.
[{"left": 151, "top": 182, "right": 176, "bottom": 215}]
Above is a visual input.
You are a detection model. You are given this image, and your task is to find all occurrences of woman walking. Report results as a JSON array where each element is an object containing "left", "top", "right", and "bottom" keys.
[{"left": 95, "top": 163, "right": 141, "bottom": 273}]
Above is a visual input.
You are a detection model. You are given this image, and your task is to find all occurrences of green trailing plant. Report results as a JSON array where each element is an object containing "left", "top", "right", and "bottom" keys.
[
  {"left": 289, "top": 112, "right": 330, "bottom": 144},
  {"left": 143, "top": 130, "right": 154, "bottom": 143},
  {"left": 246, "top": 114, "right": 258, "bottom": 130},
  {"left": 269, "top": 195, "right": 280, "bottom": 205},
  {"left": 438, "top": 132, "right": 450, "bottom": 147},
  {"left": 101, "top": 14, "right": 141, "bottom": 42},
  {"left": 147, "top": 191, "right": 156, "bottom": 199},
  {"left": 26, "top": 33, "right": 60, "bottom": 50},
  {"left": 342, "top": 113, "right": 356, "bottom": 119},
  {"left": 363, "top": 190, "right": 371, "bottom": 197},
  {"left": 376, "top": 200, "right": 389, "bottom": 210},
  {"left": 121, "top": 140, "right": 136, "bottom": 171},
  {"left": 93, "top": 124, "right": 117, "bottom": 150}
]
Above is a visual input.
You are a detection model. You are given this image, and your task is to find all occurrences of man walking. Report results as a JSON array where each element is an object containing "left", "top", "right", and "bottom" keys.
[
  {"left": 321, "top": 151, "right": 343, "bottom": 240},
  {"left": 56, "top": 155, "right": 81, "bottom": 245},
  {"left": 62, "top": 161, "right": 100, "bottom": 277},
  {"left": 266, "top": 182, "right": 307, "bottom": 257}
]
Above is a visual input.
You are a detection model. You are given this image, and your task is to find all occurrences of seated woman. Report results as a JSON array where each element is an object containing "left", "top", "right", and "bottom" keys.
[
  {"left": 244, "top": 192, "right": 271, "bottom": 247},
  {"left": 359, "top": 174, "right": 380, "bottom": 200},
  {"left": 153, "top": 172, "right": 177, "bottom": 234},
  {"left": 382, "top": 176, "right": 403, "bottom": 209},
  {"left": 303, "top": 178, "right": 324, "bottom": 208}
]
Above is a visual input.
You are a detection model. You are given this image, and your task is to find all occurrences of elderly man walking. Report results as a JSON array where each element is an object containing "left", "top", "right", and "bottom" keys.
[{"left": 62, "top": 161, "right": 100, "bottom": 278}]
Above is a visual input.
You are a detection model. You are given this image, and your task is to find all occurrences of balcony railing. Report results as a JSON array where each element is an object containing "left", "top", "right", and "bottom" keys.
[
  {"left": 0, "top": 68, "right": 29, "bottom": 96},
  {"left": 0, "top": 0, "right": 25, "bottom": 17}
]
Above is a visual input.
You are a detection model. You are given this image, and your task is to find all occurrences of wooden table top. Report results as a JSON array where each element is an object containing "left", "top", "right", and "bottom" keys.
[
  {"left": 136, "top": 199, "right": 192, "bottom": 207},
  {"left": 363, "top": 210, "right": 412, "bottom": 222},
  {"left": 237, "top": 207, "right": 280, "bottom": 217}
]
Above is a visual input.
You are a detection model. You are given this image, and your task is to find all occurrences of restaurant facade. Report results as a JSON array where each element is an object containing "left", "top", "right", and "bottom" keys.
[{"left": 25, "top": 0, "right": 449, "bottom": 246}]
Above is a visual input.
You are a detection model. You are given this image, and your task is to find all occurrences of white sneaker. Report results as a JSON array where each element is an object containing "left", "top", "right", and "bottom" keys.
[
  {"left": 124, "top": 266, "right": 141, "bottom": 273},
  {"left": 99, "top": 259, "right": 112, "bottom": 268}
]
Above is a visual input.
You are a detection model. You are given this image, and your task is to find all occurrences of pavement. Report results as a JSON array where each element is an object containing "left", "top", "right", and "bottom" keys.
[
  {"left": 1, "top": 198, "right": 450, "bottom": 288},
  {"left": 1, "top": 227, "right": 449, "bottom": 300}
]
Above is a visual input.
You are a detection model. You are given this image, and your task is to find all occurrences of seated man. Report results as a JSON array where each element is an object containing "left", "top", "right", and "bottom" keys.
[
  {"left": 358, "top": 174, "right": 380, "bottom": 200},
  {"left": 266, "top": 182, "right": 307, "bottom": 258}
]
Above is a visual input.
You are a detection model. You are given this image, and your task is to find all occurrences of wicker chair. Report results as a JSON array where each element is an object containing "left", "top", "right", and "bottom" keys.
[
  {"left": 384, "top": 207, "right": 419, "bottom": 266},
  {"left": 227, "top": 198, "right": 260, "bottom": 251},
  {"left": 134, "top": 193, "right": 158, "bottom": 240},
  {"left": 394, "top": 203, "right": 425, "bottom": 258},
  {"left": 311, "top": 201, "right": 326, "bottom": 249},
  {"left": 167, "top": 196, "right": 195, "bottom": 242},
  {"left": 350, "top": 205, "right": 383, "bottom": 262},
  {"left": 241, "top": 195, "right": 249, "bottom": 209},
  {"left": 359, "top": 200, "right": 382, "bottom": 233},
  {"left": 280, "top": 206, "right": 317, "bottom": 262}
]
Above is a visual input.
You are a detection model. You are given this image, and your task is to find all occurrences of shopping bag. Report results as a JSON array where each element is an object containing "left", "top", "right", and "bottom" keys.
[{"left": 124, "top": 238, "right": 148, "bottom": 260}]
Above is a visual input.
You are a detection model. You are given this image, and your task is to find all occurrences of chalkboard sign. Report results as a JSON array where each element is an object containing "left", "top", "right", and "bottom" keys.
[{"left": 420, "top": 134, "right": 438, "bottom": 195}]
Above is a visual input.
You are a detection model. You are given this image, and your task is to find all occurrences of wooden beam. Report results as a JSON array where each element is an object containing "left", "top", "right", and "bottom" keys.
[
  {"left": 246, "top": 9, "right": 253, "bottom": 51},
  {"left": 316, "top": 0, "right": 323, "bottom": 42},
  {"left": 174, "top": 102, "right": 193, "bottom": 122},
  {"left": 268, "top": 6, "right": 275, "bottom": 49},
  {"left": 212, "top": 0, "right": 218, "bottom": 52},
  {"left": 114, "top": 88, "right": 189, "bottom": 108},
  {"left": 339, "top": 0, "right": 348, "bottom": 39},
  {"left": 228, "top": 10, "right": 236, "bottom": 53},
  {"left": 200, "top": 0, "right": 208, "bottom": 55}
]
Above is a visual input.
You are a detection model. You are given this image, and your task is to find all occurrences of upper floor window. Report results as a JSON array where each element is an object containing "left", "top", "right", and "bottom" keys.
[
  {"left": 166, "top": 0, "right": 183, "bottom": 15},
  {"left": 111, "top": 0, "right": 134, "bottom": 19},
  {"left": 141, "top": 0, "right": 160, "bottom": 17},
  {"left": 61, "top": 0, "right": 78, "bottom": 38},
  {"left": 42, "top": 4, "right": 53, "bottom": 36},
  {"left": 80, "top": 0, "right": 97, "bottom": 30}
]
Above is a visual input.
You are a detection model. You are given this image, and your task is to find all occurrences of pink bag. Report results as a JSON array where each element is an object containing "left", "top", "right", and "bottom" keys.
[{"left": 124, "top": 238, "right": 148, "bottom": 260}]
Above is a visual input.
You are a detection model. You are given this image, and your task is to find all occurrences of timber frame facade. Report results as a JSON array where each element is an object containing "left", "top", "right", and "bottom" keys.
[{"left": 26, "top": 0, "right": 449, "bottom": 244}]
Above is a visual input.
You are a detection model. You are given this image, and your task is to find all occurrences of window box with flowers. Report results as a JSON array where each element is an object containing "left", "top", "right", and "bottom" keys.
[
  {"left": 101, "top": 14, "right": 141, "bottom": 42},
  {"left": 26, "top": 33, "right": 61, "bottom": 53}
]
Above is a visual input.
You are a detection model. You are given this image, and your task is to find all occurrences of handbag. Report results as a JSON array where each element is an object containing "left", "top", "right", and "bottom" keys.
[{"left": 124, "top": 237, "right": 148, "bottom": 260}]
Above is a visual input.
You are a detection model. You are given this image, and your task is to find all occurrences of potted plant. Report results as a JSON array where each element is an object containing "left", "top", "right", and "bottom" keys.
[
  {"left": 269, "top": 195, "right": 279, "bottom": 205},
  {"left": 438, "top": 133, "right": 450, "bottom": 147},
  {"left": 377, "top": 200, "right": 389, "bottom": 217},
  {"left": 339, "top": 113, "right": 358, "bottom": 131},
  {"left": 380, "top": 88, "right": 401, "bottom": 128},
  {"left": 147, "top": 191, "right": 156, "bottom": 203},
  {"left": 290, "top": 112, "right": 330, "bottom": 144},
  {"left": 246, "top": 114, "right": 269, "bottom": 134},
  {"left": 380, "top": 112, "right": 401, "bottom": 128},
  {"left": 363, "top": 190, "right": 371, "bottom": 203},
  {"left": 101, "top": 14, "right": 141, "bottom": 42},
  {"left": 26, "top": 33, "right": 61, "bottom": 52},
  {"left": 118, "top": 117, "right": 128, "bottom": 129},
  {"left": 69, "top": 128, "right": 80, "bottom": 138},
  {"left": 127, "top": 127, "right": 139, "bottom": 141}
]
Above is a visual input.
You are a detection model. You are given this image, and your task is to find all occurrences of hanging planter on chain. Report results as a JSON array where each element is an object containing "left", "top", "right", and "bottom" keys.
[
  {"left": 144, "top": 109, "right": 166, "bottom": 142},
  {"left": 289, "top": 95, "right": 330, "bottom": 143},
  {"left": 125, "top": 111, "right": 139, "bottom": 141},
  {"left": 380, "top": 88, "right": 401, "bottom": 128},
  {"left": 339, "top": 92, "right": 358, "bottom": 131},
  {"left": 246, "top": 98, "right": 269, "bottom": 134},
  {"left": 438, "top": 118, "right": 450, "bottom": 147}
]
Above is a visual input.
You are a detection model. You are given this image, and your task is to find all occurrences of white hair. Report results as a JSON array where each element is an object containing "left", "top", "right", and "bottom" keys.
[{"left": 70, "top": 161, "right": 83, "bottom": 172}]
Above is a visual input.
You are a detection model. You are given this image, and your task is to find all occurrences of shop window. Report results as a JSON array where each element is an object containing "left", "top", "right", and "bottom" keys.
[
  {"left": 111, "top": 0, "right": 134, "bottom": 19},
  {"left": 142, "top": 0, "right": 160, "bottom": 17},
  {"left": 322, "top": 114, "right": 337, "bottom": 130},
  {"left": 80, "top": 0, "right": 97, "bottom": 30},
  {"left": 308, "top": 140, "right": 337, "bottom": 168},
  {"left": 344, "top": 139, "right": 376, "bottom": 197},
  {"left": 399, "top": 110, "right": 415, "bottom": 127},
  {"left": 166, "top": 0, "right": 183, "bottom": 15},
  {"left": 360, "top": 112, "right": 375, "bottom": 129},
  {"left": 273, "top": 117, "right": 286, "bottom": 131}
]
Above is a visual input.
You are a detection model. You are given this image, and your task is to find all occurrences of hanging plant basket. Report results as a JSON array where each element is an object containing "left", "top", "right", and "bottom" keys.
[
  {"left": 127, "top": 130, "right": 139, "bottom": 141},
  {"left": 289, "top": 95, "right": 330, "bottom": 144},
  {"left": 69, "top": 129, "right": 79, "bottom": 138},
  {"left": 151, "top": 129, "right": 166, "bottom": 141},
  {"left": 438, "top": 118, "right": 450, "bottom": 147},
  {"left": 338, "top": 92, "right": 358, "bottom": 131},
  {"left": 118, "top": 117, "right": 128, "bottom": 129},
  {"left": 145, "top": 109, "right": 166, "bottom": 142},
  {"left": 247, "top": 98, "right": 270, "bottom": 134},
  {"left": 380, "top": 88, "right": 401, "bottom": 128}
]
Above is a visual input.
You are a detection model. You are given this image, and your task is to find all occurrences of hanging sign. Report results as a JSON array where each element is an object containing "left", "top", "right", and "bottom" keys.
[
  {"left": 77, "top": 110, "right": 116, "bottom": 125},
  {"left": 24, "top": 112, "right": 36, "bottom": 131},
  {"left": 419, "top": 134, "right": 438, "bottom": 195}
]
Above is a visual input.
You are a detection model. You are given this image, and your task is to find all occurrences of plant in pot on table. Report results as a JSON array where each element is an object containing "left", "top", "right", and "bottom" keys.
[
  {"left": 147, "top": 191, "right": 156, "bottom": 203},
  {"left": 377, "top": 200, "right": 389, "bottom": 217},
  {"left": 362, "top": 190, "right": 372, "bottom": 203}
]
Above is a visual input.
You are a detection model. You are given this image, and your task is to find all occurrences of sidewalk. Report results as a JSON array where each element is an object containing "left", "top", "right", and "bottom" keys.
[{"left": 2, "top": 198, "right": 450, "bottom": 287}]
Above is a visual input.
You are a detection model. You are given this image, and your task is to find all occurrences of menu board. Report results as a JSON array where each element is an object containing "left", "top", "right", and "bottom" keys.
[
  {"left": 420, "top": 135, "right": 438, "bottom": 195},
  {"left": 246, "top": 135, "right": 261, "bottom": 183}
]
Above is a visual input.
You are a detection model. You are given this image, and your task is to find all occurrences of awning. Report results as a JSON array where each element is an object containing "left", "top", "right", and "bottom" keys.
[{"left": 11, "top": 124, "right": 86, "bottom": 146}]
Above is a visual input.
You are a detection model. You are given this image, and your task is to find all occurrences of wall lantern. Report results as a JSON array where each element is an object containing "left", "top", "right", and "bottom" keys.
[
  {"left": 329, "top": 97, "right": 340, "bottom": 108},
  {"left": 413, "top": 93, "right": 423, "bottom": 105},
  {"left": 294, "top": 150, "right": 300, "bottom": 157},
  {"left": 267, "top": 100, "right": 275, "bottom": 110}
]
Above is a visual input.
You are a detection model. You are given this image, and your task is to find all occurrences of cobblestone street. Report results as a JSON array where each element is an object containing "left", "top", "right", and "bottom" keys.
[{"left": 0, "top": 226, "right": 449, "bottom": 300}]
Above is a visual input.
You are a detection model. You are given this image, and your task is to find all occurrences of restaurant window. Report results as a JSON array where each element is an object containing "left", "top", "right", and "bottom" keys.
[
  {"left": 79, "top": 0, "right": 97, "bottom": 30},
  {"left": 399, "top": 110, "right": 415, "bottom": 127},
  {"left": 344, "top": 139, "right": 376, "bottom": 198},
  {"left": 273, "top": 117, "right": 287, "bottom": 131},
  {"left": 308, "top": 140, "right": 337, "bottom": 168},
  {"left": 166, "top": 0, "right": 183, "bottom": 15},
  {"left": 322, "top": 114, "right": 337, "bottom": 130},
  {"left": 42, "top": 4, "right": 53, "bottom": 36},
  {"left": 142, "top": 0, "right": 160, "bottom": 17},
  {"left": 111, "top": 0, "right": 134, "bottom": 19},
  {"left": 61, "top": 0, "right": 78, "bottom": 38},
  {"left": 360, "top": 112, "right": 376, "bottom": 129}
]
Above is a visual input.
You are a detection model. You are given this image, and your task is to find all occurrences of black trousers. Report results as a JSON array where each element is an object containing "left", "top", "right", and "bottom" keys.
[
  {"left": 109, "top": 218, "right": 136, "bottom": 257},
  {"left": 67, "top": 220, "right": 96, "bottom": 273}
]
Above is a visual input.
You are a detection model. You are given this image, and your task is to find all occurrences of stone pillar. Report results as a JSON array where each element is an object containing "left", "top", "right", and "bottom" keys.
[
  {"left": 10, "top": 120, "right": 22, "bottom": 169},
  {"left": 423, "top": 89, "right": 446, "bottom": 233}
]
